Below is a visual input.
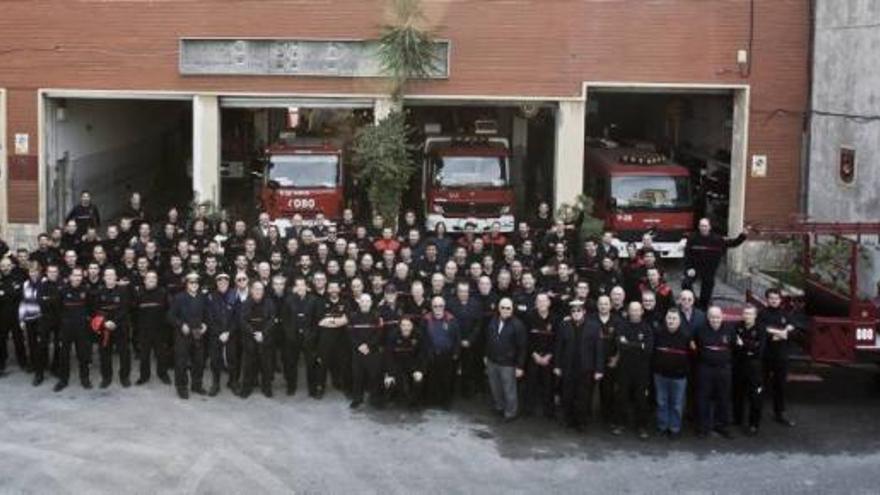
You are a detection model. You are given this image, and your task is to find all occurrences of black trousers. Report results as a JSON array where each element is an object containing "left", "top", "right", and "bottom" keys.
[
  {"left": 733, "top": 357, "right": 763, "bottom": 427},
  {"left": 682, "top": 270, "right": 717, "bottom": 310},
  {"left": 43, "top": 318, "right": 61, "bottom": 375},
  {"left": 698, "top": 363, "right": 731, "bottom": 433},
  {"left": 240, "top": 337, "right": 274, "bottom": 394},
  {"left": 351, "top": 349, "right": 381, "bottom": 402},
  {"left": 599, "top": 366, "right": 617, "bottom": 423},
  {"left": 764, "top": 355, "right": 788, "bottom": 417},
  {"left": 174, "top": 333, "right": 206, "bottom": 389},
  {"left": 458, "top": 345, "right": 484, "bottom": 398},
  {"left": 316, "top": 328, "right": 350, "bottom": 392},
  {"left": 385, "top": 368, "right": 424, "bottom": 406},
  {"left": 57, "top": 322, "right": 91, "bottom": 384},
  {"left": 138, "top": 324, "right": 171, "bottom": 380},
  {"left": 0, "top": 312, "right": 28, "bottom": 370},
  {"left": 282, "top": 334, "right": 320, "bottom": 394},
  {"left": 207, "top": 330, "right": 238, "bottom": 384},
  {"left": 524, "top": 361, "right": 556, "bottom": 417},
  {"left": 99, "top": 325, "right": 131, "bottom": 382},
  {"left": 616, "top": 365, "right": 651, "bottom": 430},
  {"left": 225, "top": 330, "right": 242, "bottom": 385},
  {"left": 561, "top": 369, "right": 597, "bottom": 427},
  {"left": 427, "top": 353, "right": 457, "bottom": 407},
  {"left": 25, "top": 320, "right": 48, "bottom": 376}
]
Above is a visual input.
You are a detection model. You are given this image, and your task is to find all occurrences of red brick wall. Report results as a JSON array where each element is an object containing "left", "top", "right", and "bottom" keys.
[{"left": 0, "top": 0, "right": 810, "bottom": 226}]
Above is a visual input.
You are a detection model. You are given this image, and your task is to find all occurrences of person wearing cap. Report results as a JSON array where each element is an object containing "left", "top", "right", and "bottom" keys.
[
  {"left": 133, "top": 271, "right": 170, "bottom": 386},
  {"left": 378, "top": 282, "right": 403, "bottom": 344},
  {"left": 554, "top": 299, "right": 604, "bottom": 431},
  {"left": 479, "top": 297, "right": 527, "bottom": 422},
  {"left": 206, "top": 272, "right": 238, "bottom": 396},
  {"left": 167, "top": 272, "right": 209, "bottom": 399}
]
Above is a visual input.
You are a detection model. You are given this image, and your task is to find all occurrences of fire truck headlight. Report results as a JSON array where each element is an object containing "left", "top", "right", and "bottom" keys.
[
  {"left": 499, "top": 206, "right": 511, "bottom": 215},
  {"left": 432, "top": 204, "right": 445, "bottom": 214}
]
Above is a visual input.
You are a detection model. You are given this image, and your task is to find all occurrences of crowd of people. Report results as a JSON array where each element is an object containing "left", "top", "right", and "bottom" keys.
[{"left": 0, "top": 190, "right": 800, "bottom": 440}]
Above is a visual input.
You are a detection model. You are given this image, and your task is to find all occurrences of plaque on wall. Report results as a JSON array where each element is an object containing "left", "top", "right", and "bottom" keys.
[
  {"left": 180, "top": 38, "right": 449, "bottom": 78},
  {"left": 839, "top": 146, "right": 855, "bottom": 185}
]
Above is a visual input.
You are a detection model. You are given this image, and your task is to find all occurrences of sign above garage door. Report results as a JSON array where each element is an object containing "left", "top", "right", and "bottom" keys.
[{"left": 180, "top": 38, "right": 449, "bottom": 78}]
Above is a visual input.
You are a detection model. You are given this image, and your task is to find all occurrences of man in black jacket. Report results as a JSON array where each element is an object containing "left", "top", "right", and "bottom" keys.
[
  {"left": 0, "top": 257, "right": 27, "bottom": 373},
  {"left": 55, "top": 267, "right": 92, "bottom": 390},
  {"left": 279, "top": 277, "right": 320, "bottom": 397},
  {"left": 168, "top": 273, "right": 209, "bottom": 399},
  {"left": 554, "top": 300, "right": 604, "bottom": 431},
  {"left": 652, "top": 309, "right": 692, "bottom": 438},
  {"left": 348, "top": 293, "right": 384, "bottom": 409},
  {"left": 95, "top": 267, "right": 131, "bottom": 388},
  {"left": 134, "top": 271, "right": 170, "bottom": 385},
  {"left": 65, "top": 191, "right": 101, "bottom": 237},
  {"left": 612, "top": 302, "right": 654, "bottom": 439},
  {"left": 446, "top": 281, "right": 483, "bottom": 398},
  {"left": 382, "top": 316, "right": 426, "bottom": 407},
  {"left": 524, "top": 293, "right": 557, "bottom": 419},
  {"left": 695, "top": 306, "right": 736, "bottom": 438},
  {"left": 759, "top": 288, "right": 797, "bottom": 427},
  {"left": 239, "top": 281, "right": 276, "bottom": 398},
  {"left": 733, "top": 305, "right": 766, "bottom": 435},
  {"left": 480, "top": 297, "right": 527, "bottom": 422},
  {"left": 206, "top": 273, "right": 238, "bottom": 396},
  {"left": 682, "top": 218, "right": 749, "bottom": 310}
]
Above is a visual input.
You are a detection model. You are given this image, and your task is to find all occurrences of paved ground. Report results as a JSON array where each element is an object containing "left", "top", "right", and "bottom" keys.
[{"left": 1, "top": 356, "right": 879, "bottom": 494}]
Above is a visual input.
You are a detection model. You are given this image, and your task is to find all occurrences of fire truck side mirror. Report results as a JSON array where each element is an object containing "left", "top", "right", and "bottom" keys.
[{"left": 267, "top": 180, "right": 281, "bottom": 190}]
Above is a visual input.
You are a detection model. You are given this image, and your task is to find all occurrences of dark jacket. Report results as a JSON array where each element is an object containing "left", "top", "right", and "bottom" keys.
[
  {"left": 652, "top": 326, "right": 692, "bottom": 378},
  {"left": 446, "top": 296, "right": 483, "bottom": 342},
  {"left": 134, "top": 286, "right": 168, "bottom": 333},
  {"left": 684, "top": 232, "right": 746, "bottom": 275},
  {"left": 695, "top": 321, "right": 736, "bottom": 367},
  {"left": 168, "top": 291, "right": 209, "bottom": 337},
  {"left": 280, "top": 292, "right": 320, "bottom": 345},
  {"left": 423, "top": 312, "right": 461, "bottom": 357},
  {"left": 383, "top": 329, "right": 426, "bottom": 376},
  {"left": 239, "top": 297, "right": 276, "bottom": 341},
  {"left": 555, "top": 316, "right": 604, "bottom": 374},
  {"left": 482, "top": 315, "right": 528, "bottom": 368}
]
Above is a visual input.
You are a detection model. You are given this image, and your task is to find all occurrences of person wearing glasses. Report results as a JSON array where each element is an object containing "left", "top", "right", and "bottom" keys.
[
  {"left": 480, "top": 297, "right": 527, "bottom": 422},
  {"left": 422, "top": 296, "right": 461, "bottom": 409},
  {"left": 167, "top": 273, "right": 209, "bottom": 399}
]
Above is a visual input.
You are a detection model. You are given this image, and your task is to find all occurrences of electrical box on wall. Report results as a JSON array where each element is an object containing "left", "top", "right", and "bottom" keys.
[{"left": 750, "top": 154, "right": 767, "bottom": 177}]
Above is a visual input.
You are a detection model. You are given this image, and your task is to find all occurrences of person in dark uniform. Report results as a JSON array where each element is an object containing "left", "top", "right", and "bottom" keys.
[
  {"left": 168, "top": 273, "right": 209, "bottom": 399},
  {"left": 682, "top": 218, "right": 749, "bottom": 310},
  {"left": 238, "top": 280, "right": 276, "bottom": 398},
  {"left": 38, "top": 264, "right": 63, "bottom": 378},
  {"left": 422, "top": 296, "right": 461, "bottom": 409},
  {"left": 733, "top": 305, "right": 766, "bottom": 435},
  {"left": 94, "top": 267, "right": 132, "bottom": 388},
  {"left": 758, "top": 288, "right": 797, "bottom": 427},
  {"left": 279, "top": 277, "right": 320, "bottom": 397},
  {"left": 382, "top": 316, "right": 426, "bottom": 407},
  {"left": 592, "top": 295, "right": 622, "bottom": 426},
  {"left": 446, "top": 281, "right": 482, "bottom": 398},
  {"left": 695, "top": 306, "right": 736, "bottom": 439},
  {"left": 523, "top": 293, "right": 557, "bottom": 419},
  {"left": 206, "top": 273, "right": 237, "bottom": 396},
  {"left": 315, "top": 280, "right": 349, "bottom": 397},
  {"left": 348, "top": 293, "right": 384, "bottom": 409},
  {"left": 55, "top": 267, "right": 92, "bottom": 390},
  {"left": 65, "top": 191, "right": 101, "bottom": 237},
  {"left": 0, "top": 257, "right": 27, "bottom": 373},
  {"left": 480, "top": 297, "right": 528, "bottom": 422},
  {"left": 611, "top": 302, "right": 654, "bottom": 439},
  {"left": 554, "top": 300, "right": 604, "bottom": 431},
  {"left": 134, "top": 271, "right": 170, "bottom": 385}
]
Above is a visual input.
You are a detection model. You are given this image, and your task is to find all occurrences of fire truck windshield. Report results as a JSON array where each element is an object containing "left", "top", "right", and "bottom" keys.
[
  {"left": 268, "top": 154, "right": 339, "bottom": 188},
  {"left": 611, "top": 175, "right": 692, "bottom": 210},
  {"left": 434, "top": 156, "right": 508, "bottom": 187}
]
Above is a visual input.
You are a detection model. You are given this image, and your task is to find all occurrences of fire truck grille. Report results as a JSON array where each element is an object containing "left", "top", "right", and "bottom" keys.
[
  {"left": 443, "top": 203, "right": 504, "bottom": 217},
  {"left": 617, "top": 229, "right": 688, "bottom": 243}
]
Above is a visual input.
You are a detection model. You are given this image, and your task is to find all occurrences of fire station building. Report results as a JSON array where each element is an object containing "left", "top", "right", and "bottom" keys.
[{"left": 0, "top": 0, "right": 810, "bottom": 269}]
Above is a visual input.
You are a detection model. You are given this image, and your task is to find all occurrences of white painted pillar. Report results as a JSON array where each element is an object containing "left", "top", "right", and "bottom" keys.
[
  {"left": 192, "top": 95, "right": 221, "bottom": 206},
  {"left": 373, "top": 97, "right": 396, "bottom": 123},
  {"left": 728, "top": 87, "right": 750, "bottom": 274},
  {"left": 553, "top": 100, "right": 586, "bottom": 209}
]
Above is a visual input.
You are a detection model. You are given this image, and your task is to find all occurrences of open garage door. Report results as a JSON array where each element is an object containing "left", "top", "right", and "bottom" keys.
[
  {"left": 44, "top": 96, "right": 193, "bottom": 228},
  {"left": 582, "top": 86, "right": 747, "bottom": 259}
]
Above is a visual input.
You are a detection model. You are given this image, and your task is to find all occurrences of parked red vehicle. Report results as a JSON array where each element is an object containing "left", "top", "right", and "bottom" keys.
[
  {"left": 585, "top": 141, "right": 694, "bottom": 258},
  {"left": 423, "top": 123, "right": 515, "bottom": 233},
  {"left": 257, "top": 138, "right": 345, "bottom": 229},
  {"left": 745, "top": 222, "right": 880, "bottom": 364}
]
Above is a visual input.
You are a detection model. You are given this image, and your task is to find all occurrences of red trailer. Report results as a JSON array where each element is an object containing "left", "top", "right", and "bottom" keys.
[{"left": 746, "top": 222, "right": 880, "bottom": 364}]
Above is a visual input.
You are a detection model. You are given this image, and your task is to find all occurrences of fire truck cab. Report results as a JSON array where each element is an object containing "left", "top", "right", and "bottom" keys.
[
  {"left": 422, "top": 122, "right": 515, "bottom": 233},
  {"left": 258, "top": 137, "right": 344, "bottom": 230},
  {"left": 585, "top": 140, "right": 694, "bottom": 258}
]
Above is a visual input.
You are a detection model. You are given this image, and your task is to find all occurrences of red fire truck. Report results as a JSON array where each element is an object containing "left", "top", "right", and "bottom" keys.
[
  {"left": 422, "top": 122, "right": 515, "bottom": 233},
  {"left": 585, "top": 140, "right": 695, "bottom": 258},
  {"left": 257, "top": 138, "right": 345, "bottom": 229}
]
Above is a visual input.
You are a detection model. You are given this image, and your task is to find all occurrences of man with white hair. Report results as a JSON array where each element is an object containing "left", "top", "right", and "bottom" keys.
[{"left": 347, "top": 293, "right": 383, "bottom": 409}]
